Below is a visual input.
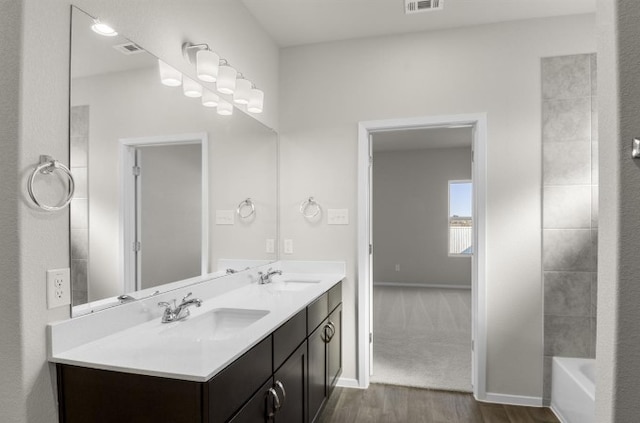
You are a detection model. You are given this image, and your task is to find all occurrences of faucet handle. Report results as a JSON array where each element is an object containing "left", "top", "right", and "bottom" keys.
[
  {"left": 181, "top": 292, "right": 193, "bottom": 303},
  {"left": 158, "top": 301, "right": 172, "bottom": 310}
]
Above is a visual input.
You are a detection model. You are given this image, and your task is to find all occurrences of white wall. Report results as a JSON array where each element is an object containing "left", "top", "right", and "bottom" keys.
[
  {"left": 372, "top": 147, "right": 472, "bottom": 287},
  {"left": 3, "top": 1, "right": 279, "bottom": 421},
  {"left": 279, "top": 14, "right": 596, "bottom": 397}
]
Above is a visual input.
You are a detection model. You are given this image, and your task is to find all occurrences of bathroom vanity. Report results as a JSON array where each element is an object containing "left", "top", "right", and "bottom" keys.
[{"left": 49, "top": 263, "right": 344, "bottom": 423}]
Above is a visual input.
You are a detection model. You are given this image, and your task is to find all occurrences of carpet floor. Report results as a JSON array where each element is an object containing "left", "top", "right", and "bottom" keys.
[{"left": 371, "top": 285, "right": 472, "bottom": 392}]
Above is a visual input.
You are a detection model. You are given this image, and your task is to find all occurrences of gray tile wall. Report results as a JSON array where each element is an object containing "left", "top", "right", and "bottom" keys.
[
  {"left": 70, "top": 105, "right": 89, "bottom": 306},
  {"left": 541, "top": 54, "right": 597, "bottom": 402}
]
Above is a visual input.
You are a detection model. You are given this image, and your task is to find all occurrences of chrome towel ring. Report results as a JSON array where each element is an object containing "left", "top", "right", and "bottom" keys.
[
  {"left": 300, "top": 196, "right": 321, "bottom": 218},
  {"left": 28, "top": 155, "right": 75, "bottom": 212},
  {"left": 237, "top": 198, "right": 255, "bottom": 219}
]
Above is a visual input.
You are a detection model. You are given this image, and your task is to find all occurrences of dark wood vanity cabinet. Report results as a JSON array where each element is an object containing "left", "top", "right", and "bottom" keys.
[{"left": 56, "top": 281, "right": 342, "bottom": 423}]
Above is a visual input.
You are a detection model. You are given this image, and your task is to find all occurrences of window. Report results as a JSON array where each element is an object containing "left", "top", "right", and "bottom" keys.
[{"left": 448, "top": 180, "right": 473, "bottom": 256}]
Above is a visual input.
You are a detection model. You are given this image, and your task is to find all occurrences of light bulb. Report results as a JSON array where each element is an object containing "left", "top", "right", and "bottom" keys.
[
  {"left": 202, "top": 90, "right": 220, "bottom": 107},
  {"left": 217, "top": 65, "right": 237, "bottom": 95},
  {"left": 247, "top": 89, "right": 264, "bottom": 113},
  {"left": 91, "top": 19, "right": 118, "bottom": 37},
  {"left": 217, "top": 101, "right": 233, "bottom": 116},
  {"left": 233, "top": 79, "right": 252, "bottom": 105},
  {"left": 196, "top": 49, "right": 219, "bottom": 83},
  {"left": 158, "top": 60, "right": 182, "bottom": 87},
  {"left": 183, "top": 77, "right": 203, "bottom": 98}
]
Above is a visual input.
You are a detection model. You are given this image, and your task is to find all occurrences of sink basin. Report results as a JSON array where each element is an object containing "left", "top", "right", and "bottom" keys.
[
  {"left": 272, "top": 279, "right": 321, "bottom": 292},
  {"left": 161, "top": 308, "right": 269, "bottom": 341}
]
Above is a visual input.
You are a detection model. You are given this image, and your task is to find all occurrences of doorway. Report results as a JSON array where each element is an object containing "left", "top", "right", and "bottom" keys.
[
  {"left": 357, "top": 114, "right": 487, "bottom": 399},
  {"left": 369, "top": 128, "right": 473, "bottom": 391},
  {"left": 119, "top": 133, "right": 209, "bottom": 293}
]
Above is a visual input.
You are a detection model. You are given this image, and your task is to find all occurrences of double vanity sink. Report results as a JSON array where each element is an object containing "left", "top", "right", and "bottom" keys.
[{"left": 48, "top": 261, "right": 345, "bottom": 422}]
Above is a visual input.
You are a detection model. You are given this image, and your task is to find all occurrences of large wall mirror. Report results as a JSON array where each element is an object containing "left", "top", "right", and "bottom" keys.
[{"left": 69, "top": 6, "right": 278, "bottom": 315}]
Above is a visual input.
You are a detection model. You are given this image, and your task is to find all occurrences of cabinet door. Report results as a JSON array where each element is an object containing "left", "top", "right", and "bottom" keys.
[
  {"left": 274, "top": 341, "right": 307, "bottom": 422},
  {"left": 307, "top": 320, "right": 327, "bottom": 423},
  {"left": 228, "top": 377, "right": 273, "bottom": 423},
  {"left": 327, "top": 305, "right": 342, "bottom": 393}
]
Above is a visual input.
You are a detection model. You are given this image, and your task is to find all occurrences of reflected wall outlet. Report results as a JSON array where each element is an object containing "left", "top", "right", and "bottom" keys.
[
  {"left": 266, "top": 239, "right": 275, "bottom": 254},
  {"left": 395, "top": 264, "right": 400, "bottom": 272},
  {"left": 47, "top": 268, "right": 71, "bottom": 309},
  {"left": 284, "top": 239, "right": 293, "bottom": 254},
  {"left": 327, "top": 209, "right": 349, "bottom": 225},
  {"left": 215, "top": 210, "right": 235, "bottom": 225}
]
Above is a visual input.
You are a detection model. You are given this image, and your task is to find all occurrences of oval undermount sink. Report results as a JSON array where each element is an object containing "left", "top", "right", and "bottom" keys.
[
  {"left": 272, "top": 279, "right": 322, "bottom": 292},
  {"left": 161, "top": 308, "right": 269, "bottom": 341}
]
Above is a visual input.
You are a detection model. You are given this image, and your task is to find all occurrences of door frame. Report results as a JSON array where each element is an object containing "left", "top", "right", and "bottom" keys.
[
  {"left": 119, "top": 132, "right": 209, "bottom": 293},
  {"left": 357, "top": 113, "right": 487, "bottom": 400}
]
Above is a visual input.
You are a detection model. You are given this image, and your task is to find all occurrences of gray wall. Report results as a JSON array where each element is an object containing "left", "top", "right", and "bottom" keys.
[
  {"left": 597, "top": 1, "right": 640, "bottom": 421},
  {"left": 140, "top": 144, "right": 202, "bottom": 290},
  {"left": 279, "top": 14, "right": 595, "bottom": 396},
  {"left": 541, "top": 53, "right": 598, "bottom": 402},
  {"left": 373, "top": 147, "right": 472, "bottom": 287}
]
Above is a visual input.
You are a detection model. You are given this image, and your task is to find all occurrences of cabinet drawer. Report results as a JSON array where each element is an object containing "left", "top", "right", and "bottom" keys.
[
  {"left": 206, "top": 336, "right": 273, "bottom": 423},
  {"left": 307, "top": 293, "right": 328, "bottom": 335},
  {"left": 273, "top": 308, "right": 307, "bottom": 372},
  {"left": 328, "top": 281, "right": 342, "bottom": 312}
]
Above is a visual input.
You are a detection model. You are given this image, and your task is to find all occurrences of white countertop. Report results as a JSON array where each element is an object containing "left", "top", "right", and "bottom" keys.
[{"left": 48, "top": 262, "right": 344, "bottom": 383}]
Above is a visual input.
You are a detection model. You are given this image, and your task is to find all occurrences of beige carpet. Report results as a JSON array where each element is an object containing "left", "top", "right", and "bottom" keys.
[{"left": 371, "top": 285, "right": 472, "bottom": 392}]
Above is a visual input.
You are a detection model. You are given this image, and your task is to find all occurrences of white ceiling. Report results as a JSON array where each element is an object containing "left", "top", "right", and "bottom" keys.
[
  {"left": 241, "top": 0, "right": 595, "bottom": 47},
  {"left": 372, "top": 127, "right": 472, "bottom": 152}
]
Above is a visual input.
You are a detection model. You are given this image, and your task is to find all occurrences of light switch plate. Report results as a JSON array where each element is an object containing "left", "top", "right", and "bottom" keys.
[
  {"left": 47, "top": 268, "right": 71, "bottom": 309},
  {"left": 215, "top": 210, "right": 235, "bottom": 225},
  {"left": 266, "top": 239, "right": 275, "bottom": 254},
  {"left": 284, "top": 239, "right": 293, "bottom": 254},
  {"left": 327, "top": 209, "right": 349, "bottom": 225}
]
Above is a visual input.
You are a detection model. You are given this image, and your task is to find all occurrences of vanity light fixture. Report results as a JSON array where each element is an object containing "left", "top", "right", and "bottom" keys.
[
  {"left": 202, "top": 90, "right": 220, "bottom": 108},
  {"left": 217, "top": 100, "right": 233, "bottom": 116},
  {"left": 233, "top": 75, "right": 252, "bottom": 105},
  {"left": 183, "top": 77, "right": 203, "bottom": 98},
  {"left": 217, "top": 61, "right": 237, "bottom": 95},
  {"left": 182, "top": 42, "right": 219, "bottom": 83},
  {"left": 247, "top": 88, "right": 264, "bottom": 114},
  {"left": 90, "top": 19, "right": 118, "bottom": 37},
  {"left": 158, "top": 59, "right": 182, "bottom": 87}
]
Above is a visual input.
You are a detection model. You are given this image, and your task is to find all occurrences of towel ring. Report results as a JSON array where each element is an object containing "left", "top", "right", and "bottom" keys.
[
  {"left": 300, "top": 197, "right": 321, "bottom": 218},
  {"left": 237, "top": 198, "right": 255, "bottom": 219},
  {"left": 27, "top": 155, "right": 75, "bottom": 212}
]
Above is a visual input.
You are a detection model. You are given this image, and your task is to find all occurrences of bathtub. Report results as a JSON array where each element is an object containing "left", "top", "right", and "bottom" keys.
[{"left": 551, "top": 357, "right": 595, "bottom": 423}]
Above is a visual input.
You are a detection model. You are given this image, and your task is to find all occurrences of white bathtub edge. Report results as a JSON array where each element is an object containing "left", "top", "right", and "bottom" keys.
[{"left": 482, "top": 392, "right": 543, "bottom": 407}]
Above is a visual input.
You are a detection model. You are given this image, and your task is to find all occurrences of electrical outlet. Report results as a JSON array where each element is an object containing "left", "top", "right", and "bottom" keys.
[
  {"left": 284, "top": 239, "right": 294, "bottom": 254},
  {"left": 395, "top": 264, "right": 400, "bottom": 272},
  {"left": 215, "top": 210, "right": 235, "bottom": 225},
  {"left": 327, "top": 209, "right": 349, "bottom": 225},
  {"left": 266, "top": 238, "right": 275, "bottom": 254},
  {"left": 47, "top": 268, "right": 71, "bottom": 309}
]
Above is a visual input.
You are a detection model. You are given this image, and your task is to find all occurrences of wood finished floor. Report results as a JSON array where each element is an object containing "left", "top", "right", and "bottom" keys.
[{"left": 318, "top": 384, "right": 560, "bottom": 423}]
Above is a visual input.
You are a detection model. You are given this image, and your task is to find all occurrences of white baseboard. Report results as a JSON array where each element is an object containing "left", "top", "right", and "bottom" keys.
[
  {"left": 336, "top": 377, "right": 362, "bottom": 389},
  {"left": 374, "top": 281, "right": 471, "bottom": 289},
  {"left": 550, "top": 404, "right": 567, "bottom": 423},
  {"left": 481, "top": 392, "right": 543, "bottom": 407}
]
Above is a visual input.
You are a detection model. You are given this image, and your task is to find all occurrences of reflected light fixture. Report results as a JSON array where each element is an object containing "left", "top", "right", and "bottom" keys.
[
  {"left": 233, "top": 76, "right": 252, "bottom": 105},
  {"left": 217, "top": 61, "right": 237, "bottom": 95},
  {"left": 91, "top": 19, "right": 118, "bottom": 37},
  {"left": 217, "top": 100, "right": 233, "bottom": 116},
  {"left": 247, "top": 88, "right": 264, "bottom": 114},
  {"left": 202, "top": 90, "right": 220, "bottom": 108},
  {"left": 183, "top": 77, "right": 203, "bottom": 98},
  {"left": 158, "top": 59, "right": 182, "bottom": 87}
]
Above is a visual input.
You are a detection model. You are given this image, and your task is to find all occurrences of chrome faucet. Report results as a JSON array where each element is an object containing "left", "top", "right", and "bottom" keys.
[
  {"left": 158, "top": 292, "right": 202, "bottom": 323},
  {"left": 258, "top": 268, "right": 283, "bottom": 284}
]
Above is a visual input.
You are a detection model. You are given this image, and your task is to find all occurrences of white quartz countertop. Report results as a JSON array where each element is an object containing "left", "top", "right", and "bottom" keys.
[{"left": 49, "top": 269, "right": 344, "bottom": 382}]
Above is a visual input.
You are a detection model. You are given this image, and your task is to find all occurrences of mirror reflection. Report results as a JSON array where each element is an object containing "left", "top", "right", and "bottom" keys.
[{"left": 70, "top": 7, "right": 278, "bottom": 314}]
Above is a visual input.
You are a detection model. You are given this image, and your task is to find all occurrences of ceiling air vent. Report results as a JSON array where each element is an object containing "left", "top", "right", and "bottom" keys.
[
  {"left": 404, "top": 0, "right": 444, "bottom": 14},
  {"left": 113, "top": 42, "right": 145, "bottom": 55}
]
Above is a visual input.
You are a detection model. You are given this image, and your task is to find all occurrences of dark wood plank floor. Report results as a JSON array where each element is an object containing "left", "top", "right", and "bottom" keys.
[{"left": 318, "top": 384, "right": 560, "bottom": 423}]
